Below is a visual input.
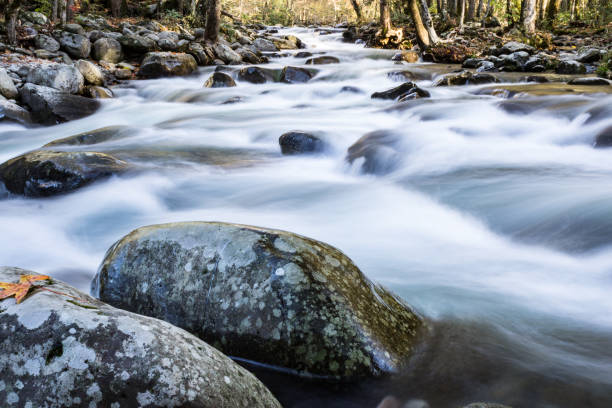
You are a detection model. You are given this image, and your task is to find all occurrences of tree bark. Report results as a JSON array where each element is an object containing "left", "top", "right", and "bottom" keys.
[
  {"left": 545, "top": 0, "right": 559, "bottom": 27},
  {"left": 523, "top": 0, "right": 536, "bottom": 32},
  {"left": 177, "top": 0, "right": 184, "bottom": 14},
  {"left": 66, "top": 0, "right": 74, "bottom": 21},
  {"left": 380, "top": 0, "right": 392, "bottom": 34},
  {"left": 6, "top": 3, "right": 19, "bottom": 45},
  {"left": 419, "top": 0, "right": 440, "bottom": 43},
  {"left": 52, "top": 0, "right": 59, "bottom": 22},
  {"left": 350, "top": 0, "right": 362, "bottom": 20},
  {"left": 506, "top": 0, "right": 513, "bottom": 26},
  {"left": 409, "top": 0, "right": 430, "bottom": 48},
  {"left": 60, "top": 0, "right": 67, "bottom": 25},
  {"left": 204, "top": 0, "right": 220, "bottom": 42},
  {"left": 467, "top": 0, "right": 476, "bottom": 20},
  {"left": 476, "top": 0, "right": 484, "bottom": 17},
  {"left": 459, "top": 0, "right": 466, "bottom": 28}
]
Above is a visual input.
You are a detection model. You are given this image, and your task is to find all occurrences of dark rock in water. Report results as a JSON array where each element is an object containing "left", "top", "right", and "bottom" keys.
[
  {"left": 294, "top": 51, "right": 313, "bottom": 58},
  {"left": 0, "top": 267, "right": 281, "bottom": 408},
  {"left": 0, "top": 99, "right": 32, "bottom": 125},
  {"left": 433, "top": 71, "right": 498, "bottom": 86},
  {"left": 593, "top": 125, "right": 612, "bottom": 148},
  {"left": 423, "top": 43, "right": 473, "bottom": 64},
  {"left": 44, "top": 126, "right": 130, "bottom": 147},
  {"left": 19, "top": 84, "right": 99, "bottom": 125},
  {"left": 204, "top": 72, "right": 236, "bottom": 88},
  {"left": 576, "top": 48, "right": 602, "bottom": 63},
  {"left": 462, "top": 404, "right": 512, "bottom": 408},
  {"left": 93, "top": 222, "right": 423, "bottom": 380},
  {"left": 346, "top": 130, "right": 403, "bottom": 175},
  {"left": 476, "top": 61, "right": 496, "bottom": 72},
  {"left": 371, "top": 82, "right": 430, "bottom": 100},
  {"left": 340, "top": 85, "right": 363, "bottom": 93},
  {"left": 556, "top": 60, "right": 586, "bottom": 75},
  {"left": 279, "top": 131, "right": 326, "bottom": 155},
  {"left": 221, "top": 96, "right": 245, "bottom": 104},
  {"left": 568, "top": 77, "right": 612, "bottom": 86},
  {"left": 280, "top": 66, "right": 316, "bottom": 83},
  {"left": 237, "top": 66, "right": 274, "bottom": 84},
  {"left": 462, "top": 58, "right": 483, "bottom": 68},
  {"left": 0, "top": 150, "right": 129, "bottom": 197},
  {"left": 523, "top": 75, "right": 549, "bottom": 83},
  {"left": 306, "top": 56, "right": 340, "bottom": 65},
  {"left": 138, "top": 52, "right": 197, "bottom": 78}
]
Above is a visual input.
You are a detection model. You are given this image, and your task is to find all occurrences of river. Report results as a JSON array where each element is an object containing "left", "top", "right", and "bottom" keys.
[{"left": 1, "top": 27, "right": 612, "bottom": 407}]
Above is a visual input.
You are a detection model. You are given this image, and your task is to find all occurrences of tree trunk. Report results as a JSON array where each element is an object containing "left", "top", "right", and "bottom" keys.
[
  {"left": 60, "top": 0, "right": 67, "bottom": 25},
  {"left": 380, "top": 0, "right": 392, "bottom": 34},
  {"left": 467, "top": 0, "right": 476, "bottom": 20},
  {"left": 484, "top": 0, "right": 493, "bottom": 16},
  {"left": 6, "top": 5, "right": 19, "bottom": 45},
  {"left": 506, "top": 0, "right": 513, "bottom": 26},
  {"left": 204, "top": 0, "right": 220, "bottom": 42},
  {"left": 449, "top": 0, "right": 457, "bottom": 16},
  {"left": 476, "top": 0, "right": 484, "bottom": 16},
  {"left": 459, "top": 0, "right": 466, "bottom": 28},
  {"left": 523, "top": 0, "right": 536, "bottom": 32},
  {"left": 52, "top": 0, "right": 59, "bottom": 22},
  {"left": 419, "top": 0, "right": 440, "bottom": 42},
  {"left": 177, "top": 0, "right": 184, "bottom": 14},
  {"left": 191, "top": 0, "right": 199, "bottom": 16},
  {"left": 409, "top": 0, "right": 430, "bottom": 47},
  {"left": 350, "top": 0, "right": 362, "bottom": 20},
  {"left": 66, "top": 0, "right": 74, "bottom": 21},
  {"left": 545, "top": 0, "right": 558, "bottom": 27}
]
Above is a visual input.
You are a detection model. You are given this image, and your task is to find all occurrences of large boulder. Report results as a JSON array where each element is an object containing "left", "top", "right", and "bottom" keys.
[
  {"left": 119, "top": 33, "right": 157, "bottom": 54},
  {"left": 212, "top": 43, "right": 242, "bottom": 65},
  {"left": 138, "top": 52, "right": 198, "bottom": 78},
  {"left": 26, "top": 63, "right": 84, "bottom": 94},
  {"left": 204, "top": 72, "right": 236, "bottom": 88},
  {"left": 253, "top": 38, "right": 278, "bottom": 52},
  {"left": 0, "top": 68, "right": 18, "bottom": 99},
  {"left": 594, "top": 125, "right": 612, "bottom": 148},
  {"left": 92, "top": 37, "right": 122, "bottom": 63},
  {"left": 19, "top": 84, "right": 99, "bottom": 125},
  {"left": 75, "top": 59, "right": 105, "bottom": 86},
  {"left": 280, "top": 66, "right": 316, "bottom": 83},
  {"left": 279, "top": 131, "right": 326, "bottom": 154},
  {"left": 58, "top": 31, "right": 91, "bottom": 59},
  {"left": 556, "top": 60, "right": 586, "bottom": 75},
  {"left": 500, "top": 41, "right": 534, "bottom": 54},
  {"left": 92, "top": 222, "right": 424, "bottom": 380},
  {"left": 0, "top": 150, "right": 129, "bottom": 197},
  {"left": 34, "top": 34, "right": 60, "bottom": 52},
  {"left": 0, "top": 267, "right": 281, "bottom": 408},
  {"left": 0, "top": 99, "right": 32, "bottom": 125}
]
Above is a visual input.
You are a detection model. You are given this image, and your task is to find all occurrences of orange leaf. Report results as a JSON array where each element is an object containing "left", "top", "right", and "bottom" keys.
[{"left": 0, "top": 274, "right": 50, "bottom": 304}]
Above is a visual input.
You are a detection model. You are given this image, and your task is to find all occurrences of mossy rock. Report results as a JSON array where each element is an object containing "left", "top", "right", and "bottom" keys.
[{"left": 92, "top": 222, "right": 424, "bottom": 380}]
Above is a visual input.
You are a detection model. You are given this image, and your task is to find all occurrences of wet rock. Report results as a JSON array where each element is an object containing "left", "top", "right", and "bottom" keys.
[
  {"left": 88, "top": 85, "right": 114, "bottom": 99},
  {"left": 188, "top": 42, "right": 213, "bottom": 66},
  {"left": 0, "top": 267, "right": 281, "bottom": 408},
  {"left": 371, "top": 81, "right": 430, "bottom": 100},
  {"left": 433, "top": 71, "right": 498, "bottom": 86},
  {"left": 93, "top": 37, "right": 122, "bottom": 63},
  {"left": 212, "top": 43, "right": 242, "bottom": 65},
  {"left": 44, "top": 126, "right": 129, "bottom": 147},
  {"left": 34, "top": 34, "right": 60, "bottom": 52},
  {"left": 462, "top": 58, "right": 483, "bottom": 68},
  {"left": 119, "top": 33, "right": 157, "bottom": 54},
  {"left": 306, "top": 56, "right": 340, "bottom": 65},
  {"left": 19, "top": 84, "right": 99, "bottom": 125},
  {"left": 391, "top": 51, "right": 419, "bottom": 63},
  {"left": 0, "top": 150, "right": 129, "bottom": 196},
  {"left": 253, "top": 38, "right": 278, "bottom": 52},
  {"left": 279, "top": 131, "right": 326, "bottom": 154},
  {"left": 0, "top": 98, "right": 32, "bottom": 125},
  {"left": 93, "top": 221, "right": 423, "bottom": 380},
  {"left": 58, "top": 31, "right": 91, "bottom": 59},
  {"left": 237, "top": 48, "right": 262, "bottom": 64},
  {"left": 26, "top": 64, "right": 84, "bottom": 94},
  {"left": 567, "top": 77, "right": 612, "bottom": 86},
  {"left": 523, "top": 55, "right": 548, "bottom": 72},
  {"left": 204, "top": 72, "right": 236, "bottom": 88},
  {"left": 501, "top": 51, "right": 530, "bottom": 71},
  {"left": 500, "top": 41, "right": 534, "bottom": 54},
  {"left": 138, "top": 52, "right": 197, "bottom": 78},
  {"left": 63, "top": 23, "right": 85, "bottom": 35},
  {"left": 593, "top": 125, "right": 612, "bottom": 148},
  {"left": 21, "top": 10, "right": 48, "bottom": 25},
  {"left": 280, "top": 66, "right": 315, "bottom": 83},
  {"left": 576, "top": 48, "right": 602, "bottom": 63},
  {"left": 476, "top": 61, "right": 496, "bottom": 72},
  {"left": 556, "top": 60, "right": 586, "bottom": 75},
  {"left": 340, "top": 85, "right": 363, "bottom": 93},
  {"left": 295, "top": 51, "right": 313, "bottom": 58},
  {"left": 523, "top": 75, "right": 549, "bottom": 83},
  {"left": 462, "top": 404, "right": 512, "bottom": 408},
  {"left": 0, "top": 68, "right": 18, "bottom": 99},
  {"left": 423, "top": 43, "right": 473, "bottom": 64},
  {"left": 346, "top": 130, "right": 403, "bottom": 175},
  {"left": 75, "top": 59, "right": 104, "bottom": 86},
  {"left": 237, "top": 66, "right": 276, "bottom": 84}
]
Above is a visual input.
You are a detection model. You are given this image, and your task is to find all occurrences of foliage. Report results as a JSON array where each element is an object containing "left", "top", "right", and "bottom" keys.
[
  {"left": 596, "top": 51, "right": 611, "bottom": 78},
  {"left": 0, "top": 274, "right": 50, "bottom": 304}
]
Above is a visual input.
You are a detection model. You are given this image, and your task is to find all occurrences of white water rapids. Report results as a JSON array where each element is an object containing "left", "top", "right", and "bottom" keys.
[{"left": 1, "top": 27, "right": 612, "bottom": 407}]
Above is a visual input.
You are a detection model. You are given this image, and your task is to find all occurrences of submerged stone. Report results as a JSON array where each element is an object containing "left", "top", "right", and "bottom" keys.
[
  {"left": 279, "top": 131, "right": 326, "bottom": 155},
  {"left": 0, "top": 267, "right": 281, "bottom": 408},
  {"left": 93, "top": 222, "right": 424, "bottom": 380}
]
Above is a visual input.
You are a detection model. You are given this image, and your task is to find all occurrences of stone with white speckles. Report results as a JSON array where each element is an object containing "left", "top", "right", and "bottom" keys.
[
  {"left": 0, "top": 266, "right": 281, "bottom": 408},
  {"left": 92, "top": 222, "right": 424, "bottom": 380}
]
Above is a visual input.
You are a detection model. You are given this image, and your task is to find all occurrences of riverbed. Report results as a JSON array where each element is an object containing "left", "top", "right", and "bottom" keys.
[{"left": 1, "top": 27, "right": 612, "bottom": 408}]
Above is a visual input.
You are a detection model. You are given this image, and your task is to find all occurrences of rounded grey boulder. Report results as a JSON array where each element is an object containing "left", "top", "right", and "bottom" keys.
[
  {"left": 93, "top": 37, "right": 122, "bottom": 63},
  {"left": 0, "top": 267, "right": 281, "bottom": 408},
  {"left": 92, "top": 222, "right": 424, "bottom": 380},
  {"left": 138, "top": 52, "right": 198, "bottom": 78},
  {"left": 58, "top": 31, "right": 91, "bottom": 59}
]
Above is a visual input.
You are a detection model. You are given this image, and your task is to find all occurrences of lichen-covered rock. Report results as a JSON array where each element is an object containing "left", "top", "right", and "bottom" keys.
[
  {"left": 26, "top": 63, "right": 84, "bottom": 94},
  {"left": 138, "top": 52, "right": 198, "bottom": 78},
  {"left": 253, "top": 38, "right": 278, "bottom": 52},
  {"left": 119, "top": 33, "right": 157, "bottom": 54},
  {"left": 0, "top": 68, "right": 18, "bottom": 99},
  {"left": 0, "top": 150, "right": 129, "bottom": 197},
  {"left": 92, "top": 37, "right": 123, "bottom": 63},
  {"left": 500, "top": 41, "right": 534, "bottom": 54},
  {"left": 279, "top": 131, "right": 326, "bottom": 155},
  {"left": 92, "top": 222, "right": 424, "bottom": 380},
  {"left": 204, "top": 72, "right": 236, "bottom": 88},
  {"left": 0, "top": 267, "right": 281, "bottom": 408},
  {"left": 34, "top": 34, "right": 60, "bottom": 52},
  {"left": 556, "top": 60, "right": 586, "bottom": 75},
  {"left": 19, "top": 84, "right": 99, "bottom": 125},
  {"left": 75, "top": 59, "right": 105, "bottom": 86},
  {"left": 58, "top": 31, "right": 91, "bottom": 59},
  {"left": 212, "top": 43, "right": 242, "bottom": 65}
]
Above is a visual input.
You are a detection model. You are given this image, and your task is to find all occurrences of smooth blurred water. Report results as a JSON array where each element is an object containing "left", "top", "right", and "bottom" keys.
[{"left": 1, "top": 27, "right": 612, "bottom": 407}]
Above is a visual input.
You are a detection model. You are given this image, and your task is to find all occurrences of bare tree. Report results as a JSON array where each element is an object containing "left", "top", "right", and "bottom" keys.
[
  {"left": 545, "top": 0, "right": 559, "bottom": 26},
  {"left": 523, "top": 0, "right": 536, "bottom": 32},
  {"left": 5, "top": 0, "right": 20, "bottom": 45},
  {"left": 419, "top": 0, "right": 440, "bottom": 43},
  {"left": 506, "top": 0, "right": 513, "bottom": 25},
  {"left": 459, "top": 0, "right": 466, "bottom": 28},
  {"left": 52, "top": 0, "right": 59, "bottom": 22},
  {"left": 349, "top": 0, "right": 363, "bottom": 20},
  {"left": 204, "top": 0, "right": 221, "bottom": 42},
  {"left": 476, "top": 0, "right": 484, "bottom": 17},
  {"left": 467, "top": 0, "right": 476, "bottom": 20},
  {"left": 110, "top": 0, "right": 121, "bottom": 17},
  {"left": 408, "top": 0, "right": 430, "bottom": 47},
  {"left": 380, "top": 0, "right": 392, "bottom": 34}
]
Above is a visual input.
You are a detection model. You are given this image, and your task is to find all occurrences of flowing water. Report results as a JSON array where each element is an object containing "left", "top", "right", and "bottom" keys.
[{"left": 2, "top": 27, "right": 612, "bottom": 407}]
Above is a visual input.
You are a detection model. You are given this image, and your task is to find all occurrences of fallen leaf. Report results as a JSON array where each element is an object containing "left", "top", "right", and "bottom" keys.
[{"left": 0, "top": 274, "right": 51, "bottom": 304}]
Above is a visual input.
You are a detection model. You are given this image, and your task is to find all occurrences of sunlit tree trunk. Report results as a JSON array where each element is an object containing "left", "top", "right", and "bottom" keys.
[
  {"left": 523, "top": 0, "right": 536, "bottom": 32},
  {"left": 419, "top": 0, "right": 440, "bottom": 42},
  {"left": 349, "top": 0, "right": 362, "bottom": 20},
  {"left": 409, "top": 0, "right": 430, "bottom": 47},
  {"left": 204, "top": 0, "right": 220, "bottom": 42},
  {"left": 380, "top": 0, "right": 392, "bottom": 33},
  {"left": 459, "top": 0, "right": 466, "bottom": 28},
  {"left": 60, "top": 0, "right": 67, "bottom": 24}
]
